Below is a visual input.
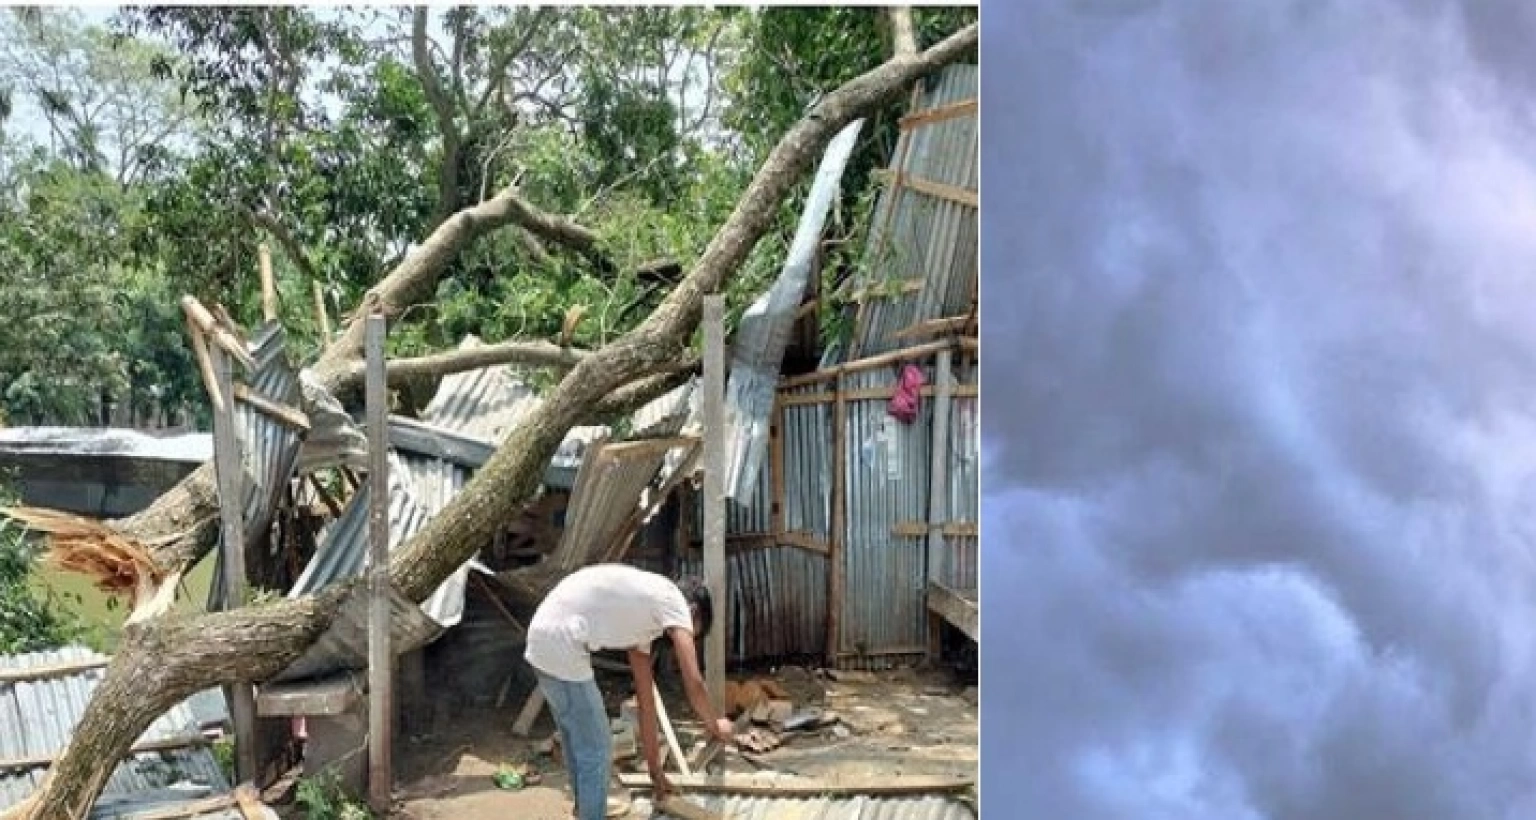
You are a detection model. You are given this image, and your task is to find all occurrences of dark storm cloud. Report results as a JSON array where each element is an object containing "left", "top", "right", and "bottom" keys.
[{"left": 983, "top": 1, "right": 1536, "bottom": 817}]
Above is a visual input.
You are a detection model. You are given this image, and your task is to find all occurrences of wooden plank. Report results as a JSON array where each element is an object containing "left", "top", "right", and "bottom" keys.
[
  {"left": 256, "top": 675, "right": 362, "bottom": 717},
  {"left": 876, "top": 168, "right": 979, "bottom": 209},
  {"left": 601, "top": 435, "right": 699, "bottom": 457},
  {"left": 846, "top": 279, "right": 924, "bottom": 303},
  {"left": 181, "top": 296, "right": 257, "bottom": 370},
  {"left": 779, "top": 339, "right": 960, "bottom": 389},
  {"left": 898, "top": 97, "right": 978, "bottom": 130},
  {"left": 0, "top": 657, "right": 109, "bottom": 684},
  {"left": 232, "top": 383, "right": 311, "bottom": 432},
  {"left": 891, "top": 315, "right": 973, "bottom": 342},
  {"left": 234, "top": 783, "right": 266, "bottom": 820},
  {"left": 653, "top": 683, "right": 692, "bottom": 777},
  {"left": 893, "top": 521, "right": 978, "bottom": 538},
  {"left": 258, "top": 243, "right": 278, "bottom": 323},
  {"left": 781, "top": 384, "right": 977, "bottom": 407},
  {"left": 702, "top": 294, "right": 727, "bottom": 712},
  {"left": 511, "top": 686, "right": 545, "bottom": 737},
  {"left": 365, "top": 313, "right": 393, "bottom": 813},
  {"left": 770, "top": 397, "right": 785, "bottom": 539},
  {"left": 927, "top": 582, "right": 978, "bottom": 643},
  {"left": 926, "top": 350, "right": 954, "bottom": 661},
  {"left": 619, "top": 772, "right": 975, "bottom": 797},
  {"left": 212, "top": 348, "right": 258, "bottom": 784},
  {"left": 827, "top": 375, "right": 848, "bottom": 665},
  {"left": 0, "top": 733, "right": 213, "bottom": 772},
  {"left": 116, "top": 792, "right": 239, "bottom": 820},
  {"left": 777, "top": 531, "right": 829, "bottom": 556}
]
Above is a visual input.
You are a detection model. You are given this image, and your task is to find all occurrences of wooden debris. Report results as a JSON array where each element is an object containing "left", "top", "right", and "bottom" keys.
[
  {"left": 619, "top": 772, "right": 975, "bottom": 797},
  {"left": 733, "top": 727, "right": 782, "bottom": 755}
]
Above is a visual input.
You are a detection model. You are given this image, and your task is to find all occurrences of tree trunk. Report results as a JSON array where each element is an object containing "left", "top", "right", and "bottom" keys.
[{"left": 6, "top": 24, "right": 978, "bottom": 819}]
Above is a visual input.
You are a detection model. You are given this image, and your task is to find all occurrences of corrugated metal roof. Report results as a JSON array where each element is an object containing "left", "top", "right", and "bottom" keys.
[
  {"left": 724, "top": 119, "right": 866, "bottom": 503},
  {"left": 0, "top": 646, "right": 249, "bottom": 819},
  {"left": 650, "top": 793, "right": 975, "bottom": 820},
  {"left": 827, "top": 63, "right": 978, "bottom": 364},
  {"left": 0, "top": 428, "right": 210, "bottom": 463}
]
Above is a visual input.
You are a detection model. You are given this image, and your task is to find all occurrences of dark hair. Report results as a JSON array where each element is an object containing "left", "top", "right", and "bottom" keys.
[{"left": 677, "top": 576, "right": 713, "bottom": 639}]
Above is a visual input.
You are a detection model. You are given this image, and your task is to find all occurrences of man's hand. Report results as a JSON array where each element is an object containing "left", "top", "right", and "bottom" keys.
[
  {"left": 649, "top": 765, "right": 675, "bottom": 800},
  {"left": 709, "top": 718, "right": 735, "bottom": 743}
]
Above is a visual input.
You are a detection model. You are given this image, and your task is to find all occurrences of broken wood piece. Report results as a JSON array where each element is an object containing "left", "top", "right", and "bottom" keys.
[
  {"left": 232, "top": 383, "right": 311, "bottom": 431},
  {"left": 233, "top": 783, "right": 265, "bottom": 820},
  {"left": 655, "top": 796, "right": 723, "bottom": 820},
  {"left": 618, "top": 772, "right": 975, "bottom": 797},
  {"left": 258, "top": 243, "right": 278, "bottom": 323},
  {"left": 180, "top": 296, "right": 257, "bottom": 370},
  {"left": 653, "top": 683, "right": 692, "bottom": 776},
  {"left": 113, "top": 792, "right": 239, "bottom": 820},
  {"left": 185, "top": 312, "right": 224, "bottom": 413},
  {"left": 512, "top": 686, "right": 546, "bottom": 737}
]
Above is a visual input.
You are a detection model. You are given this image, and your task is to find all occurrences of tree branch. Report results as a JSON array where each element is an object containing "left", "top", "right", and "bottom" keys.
[
  {"left": 333, "top": 339, "right": 589, "bottom": 396},
  {"left": 414, "top": 6, "right": 463, "bottom": 222},
  {"left": 888, "top": 7, "right": 918, "bottom": 58}
]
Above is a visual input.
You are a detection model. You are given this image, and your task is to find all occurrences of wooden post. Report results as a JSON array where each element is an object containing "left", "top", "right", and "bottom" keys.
[
  {"left": 258, "top": 243, "right": 278, "bottom": 324},
  {"left": 770, "top": 396, "right": 785, "bottom": 540},
  {"left": 702, "top": 294, "right": 727, "bottom": 710},
  {"left": 211, "top": 348, "right": 258, "bottom": 784},
  {"left": 925, "top": 349, "right": 953, "bottom": 660},
  {"left": 827, "top": 375, "right": 848, "bottom": 666},
  {"left": 313, "top": 280, "right": 332, "bottom": 340},
  {"left": 365, "top": 313, "right": 393, "bottom": 813}
]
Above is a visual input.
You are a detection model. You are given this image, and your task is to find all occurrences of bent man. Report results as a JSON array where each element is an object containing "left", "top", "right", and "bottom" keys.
[{"left": 525, "top": 563, "right": 733, "bottom": 819}]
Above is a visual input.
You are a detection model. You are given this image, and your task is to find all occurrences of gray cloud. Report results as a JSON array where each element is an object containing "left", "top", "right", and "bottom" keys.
[{"left": 983, "top": 1, "right": 1536, "bottom": 817}]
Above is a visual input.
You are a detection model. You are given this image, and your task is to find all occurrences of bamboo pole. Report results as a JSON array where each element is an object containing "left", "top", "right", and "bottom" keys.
[{"left": 827, "top": 373, "right": 848, "bottom": 665}]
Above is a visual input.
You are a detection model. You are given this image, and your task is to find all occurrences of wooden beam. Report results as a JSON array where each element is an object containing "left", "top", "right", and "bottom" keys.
[
  {"left": 780, "top": 383, "right": 978, "bottom": 407},
  {"left": 618, "top": 772, "right": 975, "bottom": 797},
  {"left": 893, "top": 521, "right": 977, "bottom": 538},
  {"left": 770, "top": 397, "right": 785, "bottom": 540},
  {"left": 891, "top": 315, "right": 973, "bottom": 342},
  {"left": 777, "top": 531, "right": 829, "bottom": 556},
  {"left": 827, "top": 374, "right": 848, "bottom": 665},
  {"left": 779, "top": 338, "right": 963, "bottom": 389},
  {"left": 702, "top": 294, "right": 727, "bottom": 711},
  {"left": 875, "top": 168, "right": 978, "bottom": 209},
  {"left": 926, "top": 349, "right": 954, "bottom": 660},
  {"left": 181, "top": 296, "right": 257, "bottom": 371},
  {"left": 653, "top": 683, "right": 692, "bottom": 777},
  {"left": 115, "top": 791, "right": 239, "bottom": 820},
  {"left": 365, "top": 313, "right": 394, "bottom": 813},
  {"left": 600, "top": 440, "right": 703, "bottom": 564},
  {"left": 0, "top": 657, "right": 109, "bottom": 684},
  {"left": 898, "top": 97, "right": 977, "bottom": 130},
  {"left": 601, "top": 435, "right": 699, "bottom": 457},
  {"left": 211, "top": 348, "right": 258, "bottom": 785},
  {"left": 0, "top": 733, "right": 213, "bottom": 772},
  {"left": 232, "top": 383, "right": 311, "bottom": 432},
  {"left": 927, "top": 582, "right": 978, "bottom": 643}
]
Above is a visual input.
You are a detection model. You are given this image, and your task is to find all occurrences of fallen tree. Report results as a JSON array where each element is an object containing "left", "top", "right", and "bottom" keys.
[{"left": 1, "top": 23, "right": 977, "bottom": 819}]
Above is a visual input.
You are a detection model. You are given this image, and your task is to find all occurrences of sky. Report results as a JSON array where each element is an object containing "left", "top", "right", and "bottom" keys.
[{"left": 983, "top": 1, "right": 1536, "bottom": 818}]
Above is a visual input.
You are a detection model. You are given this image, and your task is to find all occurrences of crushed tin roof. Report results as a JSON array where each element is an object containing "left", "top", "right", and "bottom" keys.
[
  {"left": 0, "top": 646, "right": 265, "bottom": 819},
  {"left": 723, "top": 118, "right": 866, "bottom": 502},
  {"left": 0, "top": 427, "right": 211, "bottom": 463},
  {"left": 645, "top": 793, "right": 976, "bottom": 820}
]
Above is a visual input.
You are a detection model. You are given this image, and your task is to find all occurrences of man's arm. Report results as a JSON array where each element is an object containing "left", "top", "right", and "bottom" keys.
[
  {"left": 667, "top": 626, "right": 726, "bottom": 730},
  {"left": 627, "top": 647, "right": 670, "bottom": 793}
]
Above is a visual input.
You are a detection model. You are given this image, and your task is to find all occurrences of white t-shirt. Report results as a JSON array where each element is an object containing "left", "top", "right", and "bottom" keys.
[{"left": 524, "top": 564, "right": 694, "bottom": 681}]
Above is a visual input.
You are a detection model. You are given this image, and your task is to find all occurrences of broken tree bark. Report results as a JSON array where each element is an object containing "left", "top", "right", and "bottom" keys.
[{"left": 6, "top": 25, "right": 978, "bottom": 820}]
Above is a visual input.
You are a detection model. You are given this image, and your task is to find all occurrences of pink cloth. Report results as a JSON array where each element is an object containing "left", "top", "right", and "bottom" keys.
[{"left": 888, "top": 363, "right": 926, "bottom": 423}]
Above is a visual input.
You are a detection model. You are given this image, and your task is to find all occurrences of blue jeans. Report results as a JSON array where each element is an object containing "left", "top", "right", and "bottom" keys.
[{"left": 536, "top": 671, "right": 611, "bottom": 820}]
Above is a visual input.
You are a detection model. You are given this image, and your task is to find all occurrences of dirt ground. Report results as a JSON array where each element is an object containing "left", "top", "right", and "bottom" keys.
[{"left": 380, "top": 664, "right": 978, "bottom": 820}]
